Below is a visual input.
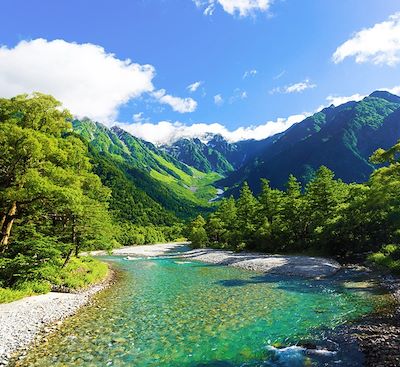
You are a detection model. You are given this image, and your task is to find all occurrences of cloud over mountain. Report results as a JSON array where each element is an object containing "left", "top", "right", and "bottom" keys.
[
  {"left": 117, "top": 113, "right": 308, "bottom": 145},
  {"left": 333, "top": 12, "right": 400, "bottom": 66}
]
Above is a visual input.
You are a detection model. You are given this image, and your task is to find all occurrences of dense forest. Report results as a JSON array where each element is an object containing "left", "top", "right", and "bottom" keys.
[{"left": 189, "top": 153, "right": 400, "bottom": 274}]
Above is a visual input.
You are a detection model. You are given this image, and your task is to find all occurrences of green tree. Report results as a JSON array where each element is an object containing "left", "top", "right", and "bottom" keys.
[
  {"left": 0, "top": 94, "right": 117, "bottom": 284},
  {"left": 188, "top": 215, "right": 208, "bottom": 248},
  {"left": 304, "top": 166, "right": 349, "bottom": 251},
  {"left": 236, "top": 182, "right": 260, "bottom": 248}
]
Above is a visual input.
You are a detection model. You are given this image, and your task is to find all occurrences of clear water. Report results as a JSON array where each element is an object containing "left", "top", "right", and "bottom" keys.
[{"left": 15, "top": 257, "right": 390, "bottom": 367}]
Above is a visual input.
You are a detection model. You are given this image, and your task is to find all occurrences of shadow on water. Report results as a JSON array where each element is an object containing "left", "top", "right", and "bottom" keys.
[{"left": 215, "top": 267, "right": 388, "bottom": 296}]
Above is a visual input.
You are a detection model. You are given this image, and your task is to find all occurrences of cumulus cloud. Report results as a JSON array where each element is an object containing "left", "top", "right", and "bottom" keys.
[
  {"left": 187, "top": 81, "right": 203, "bottom": 92},
  {"left": 214, "top": 94, "right": 224, "bottom": 105},
  {"left": 385, "top": 85, "right": 400, "bottom": 96},
  {"left": 333, "top": 13, "right": 400, "bottom": 66},
  {"left": 117, "top": 113, "right": 308, "bottom": 145},
  {"left": 0, "top": 38, "right": 155, "bottom": 123},
  {"left": 152, "top": 89, "right": 197, "bottom": 113},
  {"left": 270, "top": 79, "right": 316, "bottom": 94},
  {"left": 194, "top": 0, "right": 272, "bottom": 17},
  {"left": 243, "top": 69, "right": 257, "bottom": 79},
  {"left": 325, "top": 93, "right": 365, "bottom": 106},
  {"left": 325, "top": 85, "right": 400, "bottom": 107}
]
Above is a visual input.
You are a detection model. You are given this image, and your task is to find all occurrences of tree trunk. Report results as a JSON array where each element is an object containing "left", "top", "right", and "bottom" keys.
[
  {"left": 74, "top": 240, "right": 80, "bottom": 258},
  {"left": 0, "top": 202, "right": 17, "bottom": 251},
  {"left": 62, "top": 248, "right": 73, "bottom": 268},
  {"left": 0, "top": 213, "right": 6, "bottom": 231}
]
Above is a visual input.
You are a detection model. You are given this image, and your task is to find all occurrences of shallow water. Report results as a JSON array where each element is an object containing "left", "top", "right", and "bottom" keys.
[{"left": 15, "top": 257, "right": 390, "bottom": 367}]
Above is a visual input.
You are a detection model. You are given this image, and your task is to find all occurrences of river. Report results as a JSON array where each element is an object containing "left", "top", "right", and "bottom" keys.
[{"left": 14, "top": 256, "right": 390, "bottom": 367}]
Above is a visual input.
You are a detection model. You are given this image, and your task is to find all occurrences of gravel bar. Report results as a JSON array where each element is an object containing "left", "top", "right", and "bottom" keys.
[{"left": 0, "top": 269, "right": 114, "bottom": 366}]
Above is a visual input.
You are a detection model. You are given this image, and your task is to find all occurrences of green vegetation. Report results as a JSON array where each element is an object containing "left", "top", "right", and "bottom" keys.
[
  {"left": 368, "top": 244, "right": 400, "bottom": 275},
  {"left": 220, "top": 92, "right": 400, "bottom": 193},
  {"left": 74, "top": 120, "right": 221, "bottom": 218},
  {"left": 163, "top": 137, "right": 234, "bottom": 174},
  {"left": 191, "top": 140, "right": 400, "bottom": 273},
  {"left": 0, "top": 257, "right": 107, "bottom": 303},
  {"left": 0, "top": 94, "right": 117, "bottom": 302},
  {"left": 0, "top": 94, "right": 210, "bottom": 303}
]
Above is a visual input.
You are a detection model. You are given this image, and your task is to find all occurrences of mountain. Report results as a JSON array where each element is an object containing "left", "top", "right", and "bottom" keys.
[
  {"left": 162, "top": 137, "right": 234, "bottom": 174},
  {"left": 219, "top": 91, "right": 400, "bottom": 193},
  {"left": 162, "top": 133, "right": 278, "bottom": 175},
  {"left": 73, "top": 119, "right": 221, "bottom": 221}
]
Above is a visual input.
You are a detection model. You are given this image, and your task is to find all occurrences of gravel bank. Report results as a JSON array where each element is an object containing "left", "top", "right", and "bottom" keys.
[
  {"left": 105, "top": 243, "right": 341, "bottom": 278},
  {"left": 0, "top": 269, "right": 114, "bottom": 366},
  {"left": 345, "top": 274, "right": 400, "bottom": 367},
  {"left": 175, "top": 248, "right": 341, "bottom": 277}
]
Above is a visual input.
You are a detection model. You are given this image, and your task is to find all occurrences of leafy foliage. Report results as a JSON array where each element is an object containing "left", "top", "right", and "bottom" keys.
[
  {"left": 193, "top": 140, "right": 400, "bottom": 266},
  {"left": 0, "top": 94, "right": 115, "bottom": 298}
]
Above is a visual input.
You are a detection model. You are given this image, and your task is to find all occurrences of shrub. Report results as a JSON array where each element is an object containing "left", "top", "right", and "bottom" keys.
[{"left": 368, "top": 244, "right": 400, "bottom": 275}]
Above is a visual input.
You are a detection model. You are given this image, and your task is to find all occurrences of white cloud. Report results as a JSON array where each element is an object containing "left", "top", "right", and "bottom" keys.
[
  {"left": 385, "top": 85, "right": 400, "bottom": 96},
  {"left": 270, "top": 79, "right": 316, "bottom": 94},
  {"left": 333, "top": 13, "right": 400, "bottom": 66},
  {"left": 0, "top": 38, "right": 155, "bottom": 123},
  {"left": 243, "top": 69, "right": 257, "bottom": 79},
  {"left": 187, "top": 81, "right": 203, "bottom": 92},
  {"left": 284, "top": 80, "right": 316, "bottom": 93},
  {"left": 214, "top": 94, "right": 224, "bottom": 105},
  {"left": 325, "top": 93, "right": 365, "bottom": 106},
  {"left": 117, "top": 113, "right": 308, "bottom": 145},
  {"left": 132, "top": 112, "right": 149, "bottom": 123},
  {"left": 194, "top": 0, "right": 272, "bottom": 17},
  {"left": 153, "top": 89, "right": 197, "bottom": 113}
]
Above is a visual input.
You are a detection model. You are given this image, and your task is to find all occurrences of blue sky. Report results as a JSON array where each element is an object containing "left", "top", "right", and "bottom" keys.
[{"left": 0, "top": 0, "right": 400, "bottom": 143}]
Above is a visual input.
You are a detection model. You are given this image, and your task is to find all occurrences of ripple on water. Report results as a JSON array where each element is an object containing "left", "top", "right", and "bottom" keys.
[{"left": 13, "top": 257, "right": 391, "bottom": 367}]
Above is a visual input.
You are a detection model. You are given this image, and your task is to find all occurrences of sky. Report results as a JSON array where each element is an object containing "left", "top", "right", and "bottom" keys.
[{"left": 0, "top": 0, "right": 400, "bottom": 144}]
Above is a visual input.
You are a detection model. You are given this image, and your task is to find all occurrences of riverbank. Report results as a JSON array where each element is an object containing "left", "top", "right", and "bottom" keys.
[
  {"left": 0, "top": 267, "right": 115, "bottom": 366},
  {"left": 102, "top": 242, "right": 341, "bottom": 277},
  {"left": 337, "top": 272, "right": 400, "bottom": 367}
]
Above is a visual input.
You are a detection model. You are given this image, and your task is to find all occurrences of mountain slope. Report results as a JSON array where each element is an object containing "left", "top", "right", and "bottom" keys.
[
  {"left": 162, "top": 137, "right": 234, "bottom": 174},
  {"left": 162, "top": 133, "right": 279, "bottom": 175},
  {"left": 73, "top": 119, "right": 220, "bottom": 219},
  {"left": 220, "top": 91, "right": 400, "bottom": 193}
]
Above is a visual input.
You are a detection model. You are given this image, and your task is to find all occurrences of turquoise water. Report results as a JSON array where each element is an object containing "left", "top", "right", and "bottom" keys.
[{"left": 15, "top": 257, "right": 390, "bottom": 367}]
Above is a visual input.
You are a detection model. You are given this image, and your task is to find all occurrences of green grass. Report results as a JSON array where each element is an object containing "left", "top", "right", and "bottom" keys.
[
  {"left": 368, "top": 244, "right": 400, "bottom": 275},
  {"left": 149, "top": 152, "right": 222, "bottom": 206},
  {"left": 0, "top": 257, "right": 109, "bottom": 304},
  {"left": 0, "top": 280, "right": 51, "bottom": 303}
]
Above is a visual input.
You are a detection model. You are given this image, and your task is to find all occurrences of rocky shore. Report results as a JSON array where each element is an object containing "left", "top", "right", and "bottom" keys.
[
  {"left": 345, "top": 274, "right": 400, "bottom": 367},
  {"left": 102, "top": 242, "right": 341, "bottom": 278},
  {"left": 0, "top": 268, "right": 115, "bottom": 366}
]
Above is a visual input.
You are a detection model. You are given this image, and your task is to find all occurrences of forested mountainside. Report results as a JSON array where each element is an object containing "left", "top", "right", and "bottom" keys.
[
  {"left": 162, "top": 133, "right": 277, "bottom": 175},
  {"left": 73, "top": 119, "right": 221, "bottom": 220},
  {"left": 219, "top": 91, "right": 400, "bottom": 194}
]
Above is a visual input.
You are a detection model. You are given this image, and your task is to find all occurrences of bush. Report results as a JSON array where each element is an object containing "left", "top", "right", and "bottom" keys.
[
  {"left": 49, "top": 257, "right": 109, "bottom": 290},
  {"left": 368, "top": 244, "right": 400, "bottom": 274},
  {"left": 0, "top": 280, "right": 51, "bottom": 303},
  {"left": 0, "top": 257, "right": 108, "bottom": 303}
]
